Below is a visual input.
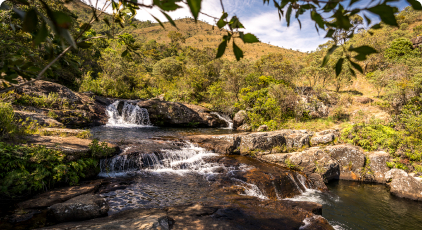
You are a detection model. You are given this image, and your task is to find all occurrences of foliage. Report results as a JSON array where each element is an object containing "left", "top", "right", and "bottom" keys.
[
  {"left": 0, "top": 142, "right": 97, "bottom": 198},
  {"left": 0, "top": 102, "right": 19, "bottom": 139},
  {"left": 15, "top": 92, "right": 69, "bottom": 109},
  {"left": 384, "top": 38, "right": 421, "bottom": 62},
  {"left": 89, "top": 139, "right": 115, "bottom": 158}
]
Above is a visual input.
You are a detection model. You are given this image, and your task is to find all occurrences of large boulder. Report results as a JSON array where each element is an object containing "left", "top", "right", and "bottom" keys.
[
  {"left": 15, "top": 80, "right": 82, "bottom": 104},
  {"left": 310, "top": 130, "right": 338, "bottom": 146},
  {"left": 137, "top": 100, "right": 226, "bottom": 127},
  {"left": 325, "top": 145, "right": 365, "bottom": 181},
  {"left": 233, "top": 110, "right": 248, "bottom": 129},
  {"left": 388, "top": 174, "right": 422, "bottom": 201},
  {"left": 289, "top": 147, "right": 340, "bottom": 182},
  {"left": 366, "top": 151, "right": 392, "bottom": 183},
  {"left": 48, "top": 194, "right": 109, "bottom": 223}
]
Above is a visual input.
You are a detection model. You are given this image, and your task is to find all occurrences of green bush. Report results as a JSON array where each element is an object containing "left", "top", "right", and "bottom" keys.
[
  {"left": 0, "top": 102, "right": 19, "bottom": 140},
  {"left": 0, "top": 143, "right": 97, "bottom": 198},
  {"left": 15, "top": 93, "right": 69, "bottom": 109}
]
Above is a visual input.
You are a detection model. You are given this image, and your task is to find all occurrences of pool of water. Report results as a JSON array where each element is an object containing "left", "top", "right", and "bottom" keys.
[{"left": 91, "top": 126, "right": 241, "bottom": 143}]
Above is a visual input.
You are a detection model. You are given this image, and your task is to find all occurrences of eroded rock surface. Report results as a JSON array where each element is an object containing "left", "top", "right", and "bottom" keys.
[
  {"left": 48, "top": 194, "right": 109, "bottom": 223},
  {"left": 387, "top": 170, "right": 422, "bottom": 201},
  {"left": 366, "top": 151, "right": 392, "bottom": 183},
  {"left": 233, "top": 110, "right": 248, "bottom": 129},
  {"left": 136, "top": 100, "right": 227, "bottom": 127}
]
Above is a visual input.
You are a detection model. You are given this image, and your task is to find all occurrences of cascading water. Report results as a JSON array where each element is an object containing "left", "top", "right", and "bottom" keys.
[
  {"left": 99, "top": 142, "right": 223, "bottom": 177},
  {"left": 106, "top": 100, "right": 152, "bottom": 127},
  {"left": 211, "top": 112, "right": 233, "bottom": 129}
]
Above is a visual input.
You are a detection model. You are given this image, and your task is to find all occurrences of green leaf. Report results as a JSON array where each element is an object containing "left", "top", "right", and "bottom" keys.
[
  {"left": 77, "top": 41, "right": 93, "bottom": 49},
  {"left": 60, "top": 28, "right": 76, "bottom": 48},
  {"left": 311, "top": 11, "right": 325, "bottom": 29},
  {"left": 233, "top": 41, "right": 243, "bottom": 61},
  {"left": 187, "top": 0, "right": 202, "bottom": 22},
  {"left": 151, "top": 14, "right": 165, "bottom": 29},
  {"left": 242, "top": 33, "right": 259, "bottom": 43},
  {"left": 217, "top": 19, "right": 228, "bottom": 29},
  {"left": 407, "top": 0, "right": 422, "bottom": 10},
  {"left": 368, "top": 4, "right": 398, "bottom": 27},
  {"left": 349, "top": 60, "right": 363, "bottom": 74},
  {"left": 23, "top": 9, "right": 38, "bottom": 33},
  {"left": 15, "top": 0, "right": 30, "bottom": 5},
  {"left": 153, "top": 0, "right": 181, "bottom": 11},
  {"left": 34, "top": 22, "right": 48, "bottom": 46},
  {"left": 162, "top": 11, "right": 177, "bottom": 28},
  {"left": 216, "top": 40, "right": 227, "bottom": 58},
  {"left": 286, "top": 4, "right": 292, "bottom": 27},
  {"left": 349, "top": 45, "right": 378, "bottom": 61},
  {"left": 370, "top": 23, "right": 382, "bottom": 30},
  {"left": 322, "top": 45, "right": 338, "bottom": 67},
  {"left": 325, "top": 29, "right": 335, "bottom": 38},
  {"left": 229, "top": 16, "right": 244, "bottom": 29},
  {"left": 364, "top": 14, "right": 371, "bottom": 26},
  {"left": 103, "top": 18, "right": 110, "bottom": 27},
  {"left": 335, "top": 58, "right": 344, "bottom": 76},
  {"left": 13, "top": 7, "right": 26, "bottom": 19},
  {"left": 53, "top": 11, "right": 72, "bottom": 29},
  {"left": 121, "top": 50, "right": 129, "bottom": 57}
]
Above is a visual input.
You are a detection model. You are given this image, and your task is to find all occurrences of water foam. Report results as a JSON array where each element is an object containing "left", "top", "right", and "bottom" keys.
[
  {"left": 211, "top": 112, "right": 233, "bottom": 129},
  {"left": 106, "top": 101, "right": 152, "bottom": 128}
]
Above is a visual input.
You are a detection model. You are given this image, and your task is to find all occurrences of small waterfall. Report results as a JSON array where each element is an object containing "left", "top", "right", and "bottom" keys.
[
  {"left": 99, "top": 142, "right": 222, "bottom": 177},
  {"left": 106, "top": 101, "right": 152, "bottom": 127},
  {"left": 211, "top": 112, "right": 233, "bottom": 129},
  {"left": 231, "top": 178, "right": 269, "bottom": 200}
]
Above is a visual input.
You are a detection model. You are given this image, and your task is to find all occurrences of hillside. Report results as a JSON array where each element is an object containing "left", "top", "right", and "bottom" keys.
[{"left": 65, "top": 0, "right": 305, "bottom": 61}]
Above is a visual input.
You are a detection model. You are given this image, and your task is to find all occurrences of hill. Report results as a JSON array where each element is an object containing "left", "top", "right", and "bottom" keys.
[{"left": 65, "top": 0, "right": 305, "bottom": 61}]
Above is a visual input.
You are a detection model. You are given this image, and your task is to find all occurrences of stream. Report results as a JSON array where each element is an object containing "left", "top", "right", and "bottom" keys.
[{"left": 89, "top": 101, "right": 422, "bottom": 230}]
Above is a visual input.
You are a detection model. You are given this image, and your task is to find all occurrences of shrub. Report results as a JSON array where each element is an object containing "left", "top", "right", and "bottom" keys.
[
  {"left": 0, "top": 102, "right": 19, "bottom": 140},
  {"left": 0, "top": 143, "right": 97, "bottom": 198}
]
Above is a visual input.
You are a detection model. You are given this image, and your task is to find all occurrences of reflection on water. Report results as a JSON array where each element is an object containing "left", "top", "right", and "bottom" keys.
[
  {"left": 91, "top": 126, "right": 241, "bottom": 143},
  {"left": 303, "top": 180, "right": 422, "bottom": 230}
]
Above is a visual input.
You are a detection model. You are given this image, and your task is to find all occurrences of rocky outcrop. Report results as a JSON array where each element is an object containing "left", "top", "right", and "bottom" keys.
[
  {"left": 188, "top": 130, "right": 313, "bottom": 155},
  {"left": 237, "top": 123, "right": 251, "bottom": 131},
  {"left": 386, "top": 169, "right": 422, "bottom": 201},
  {"left": 257, "top": 125, "right": 268, "bottom": 132},
  {"left": 411, "top": 36, "right": 422, "bottom": 48},
  {"left": 326, "top": 145, "right": 365, "bottom": 181},
  {"left": 18, "top": 181, "right": 103, "bottom": 209},
  {"left": 354, "top": 96, "right": 374, "bottom": 104},
  {"left": 366, "top": 151, "right": 392, "bottom": 183},
  {"left": 48, "top": 194, "right": 109, "bottom": 223},
  {"left": 136, "top": 100, "right": 227, "bottom": 127},
  {"left": 233, "top": 110, "right": 248, "bottom": 129},
  {"left": 310, "top": 130, "right": 338, "bottom": 146},
  {"left": 15, "top": 80, "right": 82, "bottom": 104}
]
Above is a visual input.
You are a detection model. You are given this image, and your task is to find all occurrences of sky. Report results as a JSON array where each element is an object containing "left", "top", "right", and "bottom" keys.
[{"left": 0, "top": 0, "right": 420, "bottom": 52}]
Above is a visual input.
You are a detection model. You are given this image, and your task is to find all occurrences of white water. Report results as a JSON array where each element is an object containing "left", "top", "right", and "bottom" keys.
[
  {"left": 99, "top": 142, "right": 223, "bottom": 177},
  {"left": 211, "top": 112, "right": 233, "bottom": 129},
  {"left": 106, "top": 101, "right": 152, "bottom": 128}
]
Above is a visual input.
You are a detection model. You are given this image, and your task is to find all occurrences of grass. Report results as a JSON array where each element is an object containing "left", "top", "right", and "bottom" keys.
[{"left": 281, "top": 117, "right": 337, "bottom": 131}]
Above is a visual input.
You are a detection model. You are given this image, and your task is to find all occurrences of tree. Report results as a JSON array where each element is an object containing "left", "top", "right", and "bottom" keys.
[{"left": 1, "top": 0, "right": 422, "bottom": 93}]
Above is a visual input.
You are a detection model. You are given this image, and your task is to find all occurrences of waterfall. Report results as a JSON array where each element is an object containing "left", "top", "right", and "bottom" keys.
[
  {"left": 98, "top": 142, "right": 223, "bottom": 177},
  {"left": 211, "top": 112, "right": 233, "bottom": 129},
  {"left": 106, "top": 101, "right": 152, "bottom": 127}
]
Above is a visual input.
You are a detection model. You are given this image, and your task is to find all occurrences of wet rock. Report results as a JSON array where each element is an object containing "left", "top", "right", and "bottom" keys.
[
  {"left": 366, "top": 151, "right": 392, "bottom": 183},
  {"left": 299, "top": 215, "right": 333, "bottom": 230},
  {"left": 18, "top": 181, "right": 102, "bottom": 209},
  {"left": 187, "top": 135, "right": 241, "bottom": 155},
  {"left": 236, "top": 123, "right": 251, "bottom": 131},
  {"left": 137, "top": 100, "right": 226, "bottom": 127},
  {"left": 233, "top": 110, "right": 248, "bottom": 129},
  {"left": 354, "top": 96, "right": 374, "bottom": 104},
  {"left": 388, "top": 175, "right": 422, "bottom": 201},
  {"left": 48, "top": 194, "right": 109, "bottom": 223},
  {"left": 257, "top": 125, "right": 268, "bottom": 132},
  {"left": 325, "top": 145, "right": 365, "bottom": 181}
]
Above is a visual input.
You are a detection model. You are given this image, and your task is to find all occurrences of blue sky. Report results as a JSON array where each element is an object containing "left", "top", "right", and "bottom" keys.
[{"left": 0, "top": 0, "right": 419, "bottom": 51}]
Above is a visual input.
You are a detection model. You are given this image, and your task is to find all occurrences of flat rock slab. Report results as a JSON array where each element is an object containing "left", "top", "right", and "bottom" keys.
[
  {"left": 41, "top": 201, "right": 333, "bottom": 230},
  {"left": 18, "top": 181, "right": 103, "bottom": 209},
  {"left": 48, "top": 194, "right": 109, "bottom": 223}
]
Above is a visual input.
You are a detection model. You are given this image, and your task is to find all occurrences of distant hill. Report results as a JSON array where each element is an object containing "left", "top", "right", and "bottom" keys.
[{"left": 65, "top": 0, "right": 305, "bottom": 61}]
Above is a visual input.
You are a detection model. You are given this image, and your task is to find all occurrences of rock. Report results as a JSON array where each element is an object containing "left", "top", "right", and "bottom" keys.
[
  {"left": 299, "top": 215, "right": 333, "bottom": 230},
  {"left": 26, "top": 135, "right": 119, "bottom": 161},
  {"left": 187, "top": 135, "right": 242, "bottom": 155},
  {"left": 137, "top": 100, "right": 227, "bottom": 127},
  {"left": 233, "top": 110, "right": 248, "bottom": 128},
  {"left": 289, "top": 147, "right": 340, "bottom": 182},
  {"left": 48, "top": 194, "right": 109, "bottom": 223},
  {"left": 385, "top": 169, "right": 409, "bottom": 183},
  {"left": 284, "top": 130, "right": 313, "bottom": 150},
  {"left": 367, "top": 151, "right": 392, "bottom": 183},
  {"left": 260, "top": 153, "right": 293, "bottom": 163},
  {"left": 18, "top": 181, "right": 102, "bottom": 209},
  {"left": 311, "top": 133, "right": 335, "bottom": 146},
  {"left": 14, "top": 110, "right": 64, "bottom": 127},
  {"left": 388, "top": 175, "right": 422, "bottom": 201},
  {"left": 354, "top": 96, "right": 374, "bottom": 104},
  {"left": 257, "top": 125, "right": 268, "bottom": 132},
  {"left": 325, "top": 145, "right": 365, "bottom": 181},
  {"left": 236, "top": 123, "right": 251, "bottom": 131},
  {"left": 15, "top": 80, "right": 82, "bottom": 104},
  {"left": 411, "top": 36, "right": 422, "bottom": 48}
]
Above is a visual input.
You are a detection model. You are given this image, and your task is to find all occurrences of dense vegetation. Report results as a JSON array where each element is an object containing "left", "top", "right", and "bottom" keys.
[{"left": 1, "top": 0, "right": 422, "bottom": 190}]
